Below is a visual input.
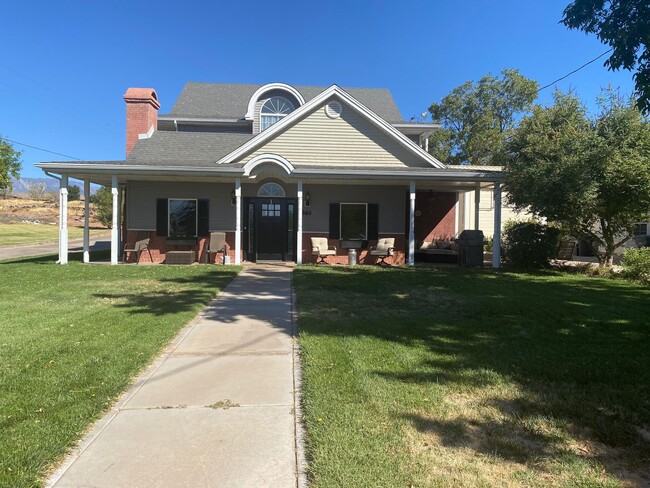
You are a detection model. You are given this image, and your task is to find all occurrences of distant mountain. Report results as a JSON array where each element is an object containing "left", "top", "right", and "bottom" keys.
[{"left": 9, "top": 176, "right": 98, "bottom": 195}]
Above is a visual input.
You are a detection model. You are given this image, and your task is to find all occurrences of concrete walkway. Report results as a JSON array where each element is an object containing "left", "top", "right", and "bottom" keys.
[
  {"left": 47, "top": 265, "right": 305, "bottom": 488},
  {"left": 0, "top": 234, "right": 110, "bottom": 261}
]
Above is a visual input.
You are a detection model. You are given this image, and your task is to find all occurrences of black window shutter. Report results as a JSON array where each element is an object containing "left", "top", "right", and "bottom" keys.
[
  {"left": 156, "top": 198, "right": 168, "bottom": 236},
  {"left": 329, "top": 203, "right": 340, "bottom": 239},
  {"left": 367, "top": 203, "right": 379, "bottom": 240},
  {"left": 197, "top": 199, "right": 209, "bottom": 236}
]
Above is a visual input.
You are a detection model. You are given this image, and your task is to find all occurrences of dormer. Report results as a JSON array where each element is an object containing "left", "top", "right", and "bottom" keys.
[{"left": 245, "top": 83, "right": 305, "bottom": 134}]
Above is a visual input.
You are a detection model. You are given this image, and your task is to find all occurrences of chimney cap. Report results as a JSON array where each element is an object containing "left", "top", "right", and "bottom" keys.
[{"left": 124, "top": 88, "right": 160, "bottom": 108}]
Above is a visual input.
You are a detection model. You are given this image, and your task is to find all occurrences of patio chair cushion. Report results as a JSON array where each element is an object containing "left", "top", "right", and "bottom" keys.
[
  {"left": 370, "top": 238, "right": 395, "bottom": 256},
  {"left": 311, "top": 237, "right": 336, "bottom": 256}
]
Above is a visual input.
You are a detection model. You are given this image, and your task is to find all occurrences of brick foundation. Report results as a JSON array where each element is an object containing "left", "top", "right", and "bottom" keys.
[
  {"left": 301, "top": 233, "right": 406, "bottom": 265},
  {"left": 123, "top": 231, "right": 239, "bottom": 264}
]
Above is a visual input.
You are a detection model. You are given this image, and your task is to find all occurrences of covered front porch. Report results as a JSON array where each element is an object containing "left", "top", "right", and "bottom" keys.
[{"left": 41, "top": 161, "right": 504, "bottom": 268}]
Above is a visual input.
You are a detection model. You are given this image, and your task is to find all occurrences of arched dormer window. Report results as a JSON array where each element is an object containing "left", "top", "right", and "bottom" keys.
[{"left": 260, "top": 96, "right": 295, "bottom": 131}]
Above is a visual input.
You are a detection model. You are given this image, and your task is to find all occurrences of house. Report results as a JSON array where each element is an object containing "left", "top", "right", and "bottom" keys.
[{"left": 37, "top": 82, "right": 507, "bottom": 267}]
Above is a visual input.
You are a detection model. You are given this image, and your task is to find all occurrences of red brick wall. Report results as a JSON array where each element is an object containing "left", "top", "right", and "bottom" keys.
[
  {"left": 123, "top": 231, "right": 238, "bottom": 264},
  {"left": 124, "top": 88, "right": 160, "bottom": 157},
  {"left": 301, "top": 233, "right": 406, "bottom": 265},
  {"left": 414, "top": 192, "right": 457, "bottom": 242}
]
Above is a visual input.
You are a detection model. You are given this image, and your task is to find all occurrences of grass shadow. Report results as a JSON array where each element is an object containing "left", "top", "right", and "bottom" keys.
[{"left": 294, "top": 265, "right": 650, "bottom": 483}]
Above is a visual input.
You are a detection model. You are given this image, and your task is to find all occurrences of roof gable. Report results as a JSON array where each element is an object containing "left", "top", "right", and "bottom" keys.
[{"left": 218, "top": 85, "right": 445, "bottom": 169}]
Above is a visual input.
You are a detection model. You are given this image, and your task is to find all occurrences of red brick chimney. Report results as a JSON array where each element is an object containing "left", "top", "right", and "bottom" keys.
[{"left": 123, "top": 88, "right": 160, "bottom": 156}]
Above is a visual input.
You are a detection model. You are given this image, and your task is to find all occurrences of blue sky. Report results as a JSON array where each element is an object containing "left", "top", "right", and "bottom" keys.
[{"left": 0, "top": 0, "right": 635, "bottom": 179}]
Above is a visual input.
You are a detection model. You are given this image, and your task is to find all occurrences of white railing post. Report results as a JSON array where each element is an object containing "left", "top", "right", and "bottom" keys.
[
  {"left": 83, "top": 180, "right": 90, "bottom": 263},
  {"left": 111, "top": 176, "right": 119, "bottom": 265},
  {"left": 59, "top": 175, "right": 69, "bottom": 265},
  {"left": 297, "top": 180, "right": 303, "bottom": 265},
  {"left": 408, "top": 181, "right": 416, "bottom": 266},
  {"left": 474, "top": 182, "right": 481, "bottom": 230},
  {"left": 492, "top": 183, "right": 502, "bottom": 269},
  {"left": 235, "top": 178, "right": 241, "bottom": 265}
]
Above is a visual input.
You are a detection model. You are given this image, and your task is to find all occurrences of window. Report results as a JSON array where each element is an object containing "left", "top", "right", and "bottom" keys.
[
  {"left": 340, "top": 203, "right": 367, "bottom": 240},
  {"left": 261, "top": 203, "right": 281, "bottom": 217},
  {"left": 634, "top": 223, "right": 648, "bottom": 235},
  {"left": 168, "top": 199, "right": 197, "bottom": 237},
  {"left": 260, "top": 96, "right": 295, "bottom": 131},
  {"left": 257, "top": 182, "right": 286, "bottom": 197},
  {"left": 329, "top": 203, "right": 378, "bottom": 240}
]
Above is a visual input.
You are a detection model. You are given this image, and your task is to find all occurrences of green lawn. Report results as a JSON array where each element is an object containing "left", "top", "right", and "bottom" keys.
[
  {"left": 294, "top": 266, "right": 650, "bottom": 488},
  {"left": 0, "top": 254, "right": 240, "bottom": 487},
  {"left": 0, "top": 223, "right": 106, "bottom": 247}
]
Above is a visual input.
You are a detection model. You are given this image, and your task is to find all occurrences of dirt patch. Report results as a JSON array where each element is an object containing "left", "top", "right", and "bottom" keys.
[
  {"left": 0, "top": 196, "right": 106, "bottom": 229},
  {"left": 403, "top": 387, "right": 646, "bottom": 487}
]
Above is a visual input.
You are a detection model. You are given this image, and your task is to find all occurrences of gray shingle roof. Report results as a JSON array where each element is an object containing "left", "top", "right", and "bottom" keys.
[
  {"left": 127, "top": 131, "right": 254, "bottom": 166},
  {"left": 166, "top": 83, "right": 404, "bottom": 123}
]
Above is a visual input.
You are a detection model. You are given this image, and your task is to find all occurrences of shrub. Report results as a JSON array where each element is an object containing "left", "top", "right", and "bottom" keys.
[
  {"left": 503, "top": 220, "right": 560, "bottom": 268},
  {"left": 621, "top": 248, "right": 650, "bottom": 284},
  {"left": 90, "top": 187, "right": 113, "bottom": 228},
  {"left": 67, "top": 185, "right": 80, "bottom": 201}
]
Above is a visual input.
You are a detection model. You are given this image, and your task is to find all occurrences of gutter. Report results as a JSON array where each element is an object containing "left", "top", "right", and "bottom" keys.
[
  {"left": 44, "top": 171, "right": 62, "bottom": 181},
  {"left": 36, "top": 162, "right": 504, "bottom": 182}
]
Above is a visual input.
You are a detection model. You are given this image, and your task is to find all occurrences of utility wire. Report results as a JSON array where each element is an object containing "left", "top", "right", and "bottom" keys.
[
  {"left": 4, "top": 138, "right": 83, "bottom": 161},
  {"left": 537, "top": 48, "right": 614, "bottom": 92}
]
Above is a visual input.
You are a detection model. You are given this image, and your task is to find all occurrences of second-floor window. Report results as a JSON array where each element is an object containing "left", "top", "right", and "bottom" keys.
[{"left": 260, "top": 96, "right": 295, "bottom": 131}]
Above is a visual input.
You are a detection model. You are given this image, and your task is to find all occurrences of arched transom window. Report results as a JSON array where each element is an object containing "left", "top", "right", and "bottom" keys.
[
  {"left": 257, "top": 182, "right": 286, "bottom": 197},
  {"left": 260, "top": 96, "right": 295, "bottom": 131}
]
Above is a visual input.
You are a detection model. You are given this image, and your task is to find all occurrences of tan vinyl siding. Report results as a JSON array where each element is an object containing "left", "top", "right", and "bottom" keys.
[
  {"left": 460, "top": 189, "right": 530, "bottom": 238},
  {"left": 241, "top": 98, "right": 431, "bottom": 168}
]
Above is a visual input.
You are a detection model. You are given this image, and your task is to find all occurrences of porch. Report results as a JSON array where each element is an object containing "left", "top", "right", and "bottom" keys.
[{"left": 47, "top": 169, "right": 504, "bottom": 268}]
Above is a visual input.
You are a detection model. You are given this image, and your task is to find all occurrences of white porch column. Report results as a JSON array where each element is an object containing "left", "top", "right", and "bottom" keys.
[
  {"left": 492, "top": 183, "right": 502, "bottom": 269},
  {"left": 297, "top": 180, "right": 303, "bottom": 265},
  {"left": 58, "top": 175, "right": 69, "bottom": 265},
  {"left": 235, "top": 178, "right": 241, "bottom": 265},
  {"left": 111, "top": 176, "right": 119, "bottom": 265},
  {"left": 83, "top": 180, "right": 90, "bottom": 263},
  {"left": 408, "top": 181, "right": 416, "bottom": 266},
  {"left": 474, "top": 182, "right": 481, "bottom": 230},
  {"left": 464, "top": 191, "right": 471, "bottom": 232},
  {"left": 454, "top": 192, "right": 460, "bottom": 236}
]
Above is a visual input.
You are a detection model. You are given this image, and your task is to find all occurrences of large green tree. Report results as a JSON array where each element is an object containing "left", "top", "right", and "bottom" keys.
[
  {"left": 428, "top": 69, "right": 539, "bottom": 165},
  {"left": 505, "top": 90, "right": 650, "bottom": 266},
  {"left": 562, "top": 0, "right": 650, "bottom": 113},
  {"left": 0, "top": 136, "right": 22, "bottom": 195}
]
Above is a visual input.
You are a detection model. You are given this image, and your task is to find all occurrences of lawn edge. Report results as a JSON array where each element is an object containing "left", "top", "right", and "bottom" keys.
[
  {"left": 291, "top": 281, "right": 309, "bottom": 488},
  {"left": 43, "top": 273, "right": 238, "bottom": 487}
]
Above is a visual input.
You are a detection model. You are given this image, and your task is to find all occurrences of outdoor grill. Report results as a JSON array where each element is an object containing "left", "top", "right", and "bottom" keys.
[{"left": 456, "top": 230, "right": 486, "bottom": 266}]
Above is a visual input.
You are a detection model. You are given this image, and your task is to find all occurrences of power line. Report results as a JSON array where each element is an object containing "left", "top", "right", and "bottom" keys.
[
  {"left": 537, "top": 48, "right": 614, "bottom": 92},
  {"left": 4, "top": 138, "right": 83, "bottom": 161}
]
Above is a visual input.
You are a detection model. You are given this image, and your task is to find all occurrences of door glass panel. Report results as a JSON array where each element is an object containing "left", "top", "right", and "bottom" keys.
[
  {"left": 287, "top": 202, "right": 294, "bottom": 257},
  {"left": 248, "top": 203, "right": 255, "bottom": 254}
]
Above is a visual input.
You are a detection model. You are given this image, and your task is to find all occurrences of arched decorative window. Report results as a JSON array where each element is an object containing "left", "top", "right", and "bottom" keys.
[
  {"left": 260, "top": 96, "right": 295, "bottom": 131},
  {"left": 257, "top": 182, "right": 286, "bottom": 197}
]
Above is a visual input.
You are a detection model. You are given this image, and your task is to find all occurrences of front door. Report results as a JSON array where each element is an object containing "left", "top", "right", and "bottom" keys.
[{"left": 244, "top": 198, "right": 296, "bottom": 262}]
